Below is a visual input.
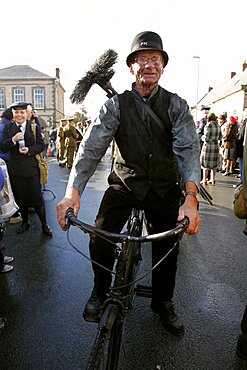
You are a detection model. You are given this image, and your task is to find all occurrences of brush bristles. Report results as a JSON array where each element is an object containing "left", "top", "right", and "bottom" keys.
[{"left": 70, "top": 49, "right": 118, "bottom": 104}]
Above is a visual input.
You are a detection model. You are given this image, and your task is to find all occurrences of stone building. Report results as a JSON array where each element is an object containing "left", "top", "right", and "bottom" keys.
[
  {"left": 195, "top": 62, "right": 247, "bottom": 120},
  {"left": 0, "top": 65, "right": 65, "bottom": 127}
]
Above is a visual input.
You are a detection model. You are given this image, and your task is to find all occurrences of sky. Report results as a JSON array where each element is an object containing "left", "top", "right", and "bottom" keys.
[{"left": 1, "top": 0, "right": 246, "bottom": 119}]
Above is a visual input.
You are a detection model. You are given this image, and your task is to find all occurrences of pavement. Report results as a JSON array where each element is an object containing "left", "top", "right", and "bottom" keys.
[{"left": 0, "top": 152, "right": 247, "bottom": 370}]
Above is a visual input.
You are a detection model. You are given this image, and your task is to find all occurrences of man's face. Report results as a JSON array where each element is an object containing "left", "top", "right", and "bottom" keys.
[
  {"left": 130, "top": 51, "right": 164, "bottom": 87},
  {"left": 12, "top": 109, "right": 28, "bottom": 124}
]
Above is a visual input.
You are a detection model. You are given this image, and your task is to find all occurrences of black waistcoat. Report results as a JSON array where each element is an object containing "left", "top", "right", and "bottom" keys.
[{"left": 114, "top": 87, "right": 180, "bottom": 201}]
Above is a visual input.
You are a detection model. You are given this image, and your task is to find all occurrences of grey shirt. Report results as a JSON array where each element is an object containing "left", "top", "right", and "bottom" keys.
[{"left": 68, "top": 86, "right": 201, "bottom": 195}]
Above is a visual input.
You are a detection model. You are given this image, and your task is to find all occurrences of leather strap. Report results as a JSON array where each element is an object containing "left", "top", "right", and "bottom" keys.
[{"left": 132, "top": 91, "right": 164, "bottom": 131}]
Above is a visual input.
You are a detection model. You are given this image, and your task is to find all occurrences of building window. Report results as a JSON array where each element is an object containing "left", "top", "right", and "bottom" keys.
[
  {"left": 0, "top": 89, "right": 4, "bottom": 109},
  {"left": 34, "top": 88, "right": 44, "bottom": 109},
  {"left": 14, "top": 88, "right": 24, "bottom": 102}
]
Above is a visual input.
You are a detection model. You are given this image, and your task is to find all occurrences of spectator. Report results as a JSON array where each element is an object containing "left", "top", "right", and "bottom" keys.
[
  {"left": 197, "top": 105, "right": 211, "bottom": 148},
  {"left": 75, "top": 121, "right": 83, "bottom": 152},
  {"left": 235, "top": 110, "right": 247, "bottom": 186},
  {"left": 49, "top": 126, "right": 57, "bottom": 156},
  {"left": 218, "top": 114, "right": 228, "bottom": 173},
  {"left": 0, "top": 165, "right": 14, "bottom": 273},
  {"left": 41, "top": 126, "right": 49, "bottom": 158},
  {"left": 0, "top": 108, "right": 22, "bottom": 225},
  {"left": 63, "top": 118, "right": 78, "bottom": 169},
  {"left": 57, "top": 118, "right": 67, "bottom": 166},
  {"left": 0, "top": 102, "right": 52, "bottom": 236},
  {"left": 222, "top": 116, "right": 238, "bottom": 176},
  {"left": 200, "top": 113, "right": 221, "bottom": 185}
]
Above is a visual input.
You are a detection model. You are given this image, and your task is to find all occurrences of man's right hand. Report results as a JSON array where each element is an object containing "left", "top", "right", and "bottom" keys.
[{"left": 56, "top": 187, "right": 81, "bottom": 231}]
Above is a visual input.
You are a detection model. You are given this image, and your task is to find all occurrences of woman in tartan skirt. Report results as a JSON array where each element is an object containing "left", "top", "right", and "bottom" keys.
[{"left": 200, "top": 113, "right": 221, "bottom": 185}]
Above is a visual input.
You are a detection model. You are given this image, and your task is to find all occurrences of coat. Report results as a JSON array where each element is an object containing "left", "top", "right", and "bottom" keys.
[
  {"left": 0, "top": 120, "right": 45, "bottom": 208},
  {"left": 200, "top": 121, "right": 221, "bottom": 169}
]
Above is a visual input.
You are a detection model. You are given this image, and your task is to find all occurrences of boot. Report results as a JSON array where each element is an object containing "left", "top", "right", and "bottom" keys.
[
  {"left": 151, "top": 300, "right": 184, "bottom": 337},
  {"left": 83, "top": 288, "right": 106, "bottom": 323}
]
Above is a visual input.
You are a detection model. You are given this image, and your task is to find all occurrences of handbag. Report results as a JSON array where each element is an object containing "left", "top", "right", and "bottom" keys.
[
  {"left": 233, "top": 184, "right": 247, "bottom": 219},
  {"left": 31, "top": 123, "right": 49, "bottom": 185}
]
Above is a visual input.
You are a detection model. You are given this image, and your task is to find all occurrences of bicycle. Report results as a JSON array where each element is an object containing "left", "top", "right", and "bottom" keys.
[{"left": 66, "top": 207, "right": 189, "bottom": 370}]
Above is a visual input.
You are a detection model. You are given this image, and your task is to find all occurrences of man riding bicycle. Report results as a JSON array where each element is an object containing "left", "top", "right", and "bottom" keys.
[{"left": 57, "top": 31, "right": 201, "bottom": 337}]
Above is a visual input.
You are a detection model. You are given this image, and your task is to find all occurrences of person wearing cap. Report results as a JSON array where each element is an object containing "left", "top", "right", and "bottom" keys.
[
  {"left": 197, "top": 105, "right": 211, "bottom": 148},
  {"left": 63, "top": 118, "right": 78, "bottom": 169},
  {"left": 0, "top": 102, "right": 52, "bottom": 236},
  {"left": 57, "top": 118, "right": 67, "bottom": 166},
  {"left": 200, "top": 113, "right": 221, "bottom": 185},
  {"left": 57, "top": 31, "right": 201, "bottom": 336}
]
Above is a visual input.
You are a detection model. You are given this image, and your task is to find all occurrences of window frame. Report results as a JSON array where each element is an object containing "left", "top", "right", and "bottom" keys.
[
  {"left": 33, "top": 87, "right": 45, "bottom": 109},
  {"left": 13, "top": 87, "right": 25, "bottom": 103}
]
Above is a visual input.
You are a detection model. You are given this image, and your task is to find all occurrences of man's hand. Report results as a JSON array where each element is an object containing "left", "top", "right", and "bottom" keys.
[
  {"left": 56, "top": 187, "right": 81, "bottom": 231},
  {"left": 177, "top": 195, "right": 201, "bottom": 235}
]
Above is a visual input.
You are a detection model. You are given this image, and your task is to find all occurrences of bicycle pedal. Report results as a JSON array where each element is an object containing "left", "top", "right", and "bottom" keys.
[{"left": 136, "top": 284, "right": 152, "bottom": 298}]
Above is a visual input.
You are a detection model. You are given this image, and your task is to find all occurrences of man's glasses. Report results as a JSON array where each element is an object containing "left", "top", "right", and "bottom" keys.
[{"left": 133, "top": 56, "right": 163, "bottom": 66}]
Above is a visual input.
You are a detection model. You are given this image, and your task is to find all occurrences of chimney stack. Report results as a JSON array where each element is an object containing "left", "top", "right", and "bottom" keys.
[
  {"left": 231, "top": 72, "right": 236, "bottom": 78},
  {"left": 243, "top": 61, "right": 247, "bottom": 71},
  {"left": 55, "top": 68, "right": 60, "bottom": 79}
]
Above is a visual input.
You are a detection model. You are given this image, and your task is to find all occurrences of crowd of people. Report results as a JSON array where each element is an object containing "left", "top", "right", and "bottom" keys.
[
  {"left": 197, "top": 105, "right": 247, "bottom": 187},
  {"left": 49, "top": 117, "right": 90, "bottom": 169}
]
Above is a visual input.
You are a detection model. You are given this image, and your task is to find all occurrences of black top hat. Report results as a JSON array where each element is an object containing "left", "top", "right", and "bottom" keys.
[
  {"left": 9, "top": 101, "right": 31, "bottom": 110},
  {"left": 126, "top": 31, "right": 169, "bottom": 67}
]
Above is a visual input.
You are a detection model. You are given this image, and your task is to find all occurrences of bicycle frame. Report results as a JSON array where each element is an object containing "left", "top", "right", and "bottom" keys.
[{"left": 66, "top": 208, "right": 189, "bottom": 370}]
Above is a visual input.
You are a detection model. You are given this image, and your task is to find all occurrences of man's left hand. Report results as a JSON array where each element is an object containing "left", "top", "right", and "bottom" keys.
[{"left": 177, "top": 196, "right": 201, "bottom": 235}]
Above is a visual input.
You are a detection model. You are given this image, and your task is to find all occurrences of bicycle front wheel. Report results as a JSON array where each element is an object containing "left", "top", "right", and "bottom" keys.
[{"left": 87, "top": 307, "right": 123, "bottom": 370}]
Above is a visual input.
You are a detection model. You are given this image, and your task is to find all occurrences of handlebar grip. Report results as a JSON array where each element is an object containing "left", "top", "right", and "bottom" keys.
[
  {"left": 177, "top": 216, "right": 190, "bottom": 230},
  {"left": 65, "top": 207, "right": 75, "bottom": 220}
]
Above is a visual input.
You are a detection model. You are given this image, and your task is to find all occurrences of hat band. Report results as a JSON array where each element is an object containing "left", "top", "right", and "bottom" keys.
[{"left": 132, "top": 40, "right": 163, "bottom": 51}]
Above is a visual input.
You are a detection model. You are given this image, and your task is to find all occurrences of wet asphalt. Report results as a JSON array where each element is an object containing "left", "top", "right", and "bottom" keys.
[{"left": 0, "top": 151, "right": 247, "bottom": 370}]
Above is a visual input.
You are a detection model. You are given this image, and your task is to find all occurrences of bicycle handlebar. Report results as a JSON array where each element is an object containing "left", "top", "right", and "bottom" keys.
[{"left": 65, "top": 208, "right": 189, "bottom": 242}]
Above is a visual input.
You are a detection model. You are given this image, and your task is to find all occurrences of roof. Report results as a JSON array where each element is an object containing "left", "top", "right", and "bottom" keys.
[
  {"left": 200, "top": 67, "right": 247, "bottom": 106},
  {"left": 0, "top": 65, "right": 54, "bottom": 80}
]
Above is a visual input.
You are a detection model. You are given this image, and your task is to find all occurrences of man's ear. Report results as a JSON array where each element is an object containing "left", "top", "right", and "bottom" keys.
[{"left": 129, "top": 65, "right": 135, "bottom": 75}]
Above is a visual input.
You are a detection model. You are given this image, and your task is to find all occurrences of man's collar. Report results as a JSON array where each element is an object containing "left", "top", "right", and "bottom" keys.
[{"left": 132, "top": 83, "right": 159, "bottom": 101}]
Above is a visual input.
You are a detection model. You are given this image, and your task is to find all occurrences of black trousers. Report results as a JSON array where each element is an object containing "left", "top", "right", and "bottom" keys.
[{"left": 89, "top": 182, "right": 182, "bottom": 305}]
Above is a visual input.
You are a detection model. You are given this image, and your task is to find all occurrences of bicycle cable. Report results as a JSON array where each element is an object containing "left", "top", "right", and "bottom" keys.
[
  {"left": 67, "top": 227, "right": 121, "bottom": 277},
  {"left": 67, "top": 226, "right": 182, "bottom": 290},
  {"left": 111, "top": 239, "right": 180, "bottom": 291}
]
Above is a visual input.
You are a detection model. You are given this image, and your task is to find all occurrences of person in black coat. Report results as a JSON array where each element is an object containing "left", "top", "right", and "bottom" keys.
[{"left": 0, "top": 102, "right": 52, "bottom": 236}]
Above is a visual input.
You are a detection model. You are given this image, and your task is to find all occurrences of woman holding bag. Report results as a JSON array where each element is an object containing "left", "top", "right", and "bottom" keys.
[{"left": 0, "top": 102, "right": 52, "bottom": 236}]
